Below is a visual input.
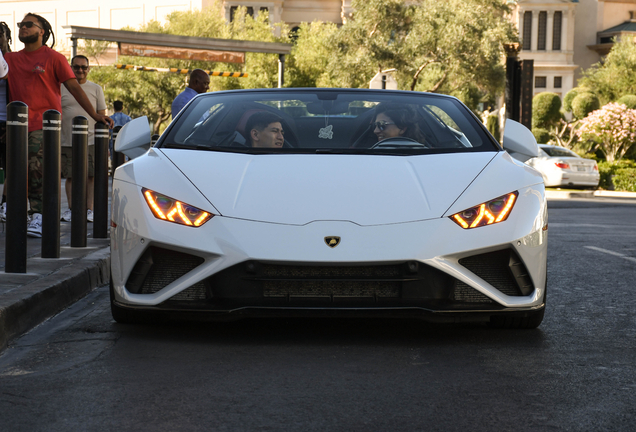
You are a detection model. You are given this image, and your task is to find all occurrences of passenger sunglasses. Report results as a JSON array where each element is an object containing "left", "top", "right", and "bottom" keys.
[
  {"left": 72, "top": 65, "right": 89, "bottom": 71},
  {"left": 17, "top": 21, "right": 42, "bottom": 30},
  {"left": 372, "top": 121, "right": 396, "bottom": 131}
]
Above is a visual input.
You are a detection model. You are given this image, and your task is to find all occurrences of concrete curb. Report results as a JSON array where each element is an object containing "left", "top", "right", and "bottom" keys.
[{"left": 0, "top": 247, "right": 110, "bottom": 351}]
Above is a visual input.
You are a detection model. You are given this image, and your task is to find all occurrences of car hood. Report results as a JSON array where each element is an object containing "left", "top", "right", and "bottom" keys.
[{"left": 157, "top": 150, "right": 507, "bottom": 226}]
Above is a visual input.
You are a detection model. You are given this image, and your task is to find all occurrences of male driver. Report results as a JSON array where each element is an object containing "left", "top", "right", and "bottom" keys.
[
  {"left": 171, "top": 69, "right": 210, "bottom": 119},
  {"left": 3, "top": 13, "right": 112, "bottom": 237},
  {"left": 245, "top": 112, "right": 285, "bottom": 148},
  {"left": 60, "top": 54, "right": 108, "bottom": 223}
]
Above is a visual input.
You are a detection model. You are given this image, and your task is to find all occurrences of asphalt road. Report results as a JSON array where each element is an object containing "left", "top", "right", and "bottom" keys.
[{"left": 0, "top": 198, "right": 635, "bottom": 431}]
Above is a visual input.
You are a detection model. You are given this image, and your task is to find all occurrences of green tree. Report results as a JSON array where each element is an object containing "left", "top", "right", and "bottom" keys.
[
  {"left": 571, "top": 92, "right": 600, "bottom": 120},
  {"left": 89, "top": 4, "right": 288, "bottom": 133},
  {"left": 286, "top": 21, "right": 339, "bottom": 88},
  {"left": 563, "top": 87, "right": 580, "bottom": 113},
  {"left": 532, "top": 92, "right": 562, "bottom": 129},
  {"left": 616, "top": 94, "right": 636, "bottom": 109},
  {"left": 315, "top": 0, "right": 517, "bottom": 109},
  {"left": 578, "top": 36, "right": 636, "bottom": 104}
]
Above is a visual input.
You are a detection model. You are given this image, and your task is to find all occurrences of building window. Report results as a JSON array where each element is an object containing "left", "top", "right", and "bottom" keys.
[
  {"left": 537, "top": 11, "right": 547, "bottom": 51},
  {"left": 554, "top": 76, "right": 562, "bottom": 88},
  {"left": 553, "top": 11, "right": 562, "bottom": 51},
  {"left": 535, "top": 76, "right": 547, "bottom": 88},
  {"left": 522, "top": 11, "right": 532, "bottom": 50}
]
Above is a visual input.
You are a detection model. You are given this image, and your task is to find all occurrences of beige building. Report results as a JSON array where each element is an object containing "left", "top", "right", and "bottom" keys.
[{"left": 511, "top": 0, "right": 636, "bottom": 99}]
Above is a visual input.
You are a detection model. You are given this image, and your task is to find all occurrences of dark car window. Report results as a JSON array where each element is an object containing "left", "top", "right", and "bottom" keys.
[
  {"left": 540, "top": 146, "right": 579, "bottom": 158},
  {"left": 159, "top": 90, "right": 499, "bottom": 155}
]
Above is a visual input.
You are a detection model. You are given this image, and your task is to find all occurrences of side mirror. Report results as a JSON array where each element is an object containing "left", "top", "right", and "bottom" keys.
[
  {"left": 114, "top": 116, "right": 151, "bottom": 160},
  {"left": 502, "top": 119, "right": 539, "bottom": 163}
]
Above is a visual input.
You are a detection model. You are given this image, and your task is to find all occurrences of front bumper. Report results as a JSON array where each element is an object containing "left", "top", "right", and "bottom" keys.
[{"left": 111, "top": 182, "right": 548, "bottom": 317}]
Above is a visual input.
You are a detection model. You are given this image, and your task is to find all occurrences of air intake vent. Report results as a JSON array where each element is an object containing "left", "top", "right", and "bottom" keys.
[
  {"left": 126, "top": 247, "right": 207, "bottom": 301},
  {"left": 458, "top": 249, "right": 533, "bottom": 297}
]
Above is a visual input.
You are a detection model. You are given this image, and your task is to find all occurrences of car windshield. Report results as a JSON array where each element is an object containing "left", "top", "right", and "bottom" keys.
[
  {"left": 541, "top": 146, "right": 579, "bottom": 158},
  {"left": 159, "top": 89, "right": 499, "bottom": 155}
]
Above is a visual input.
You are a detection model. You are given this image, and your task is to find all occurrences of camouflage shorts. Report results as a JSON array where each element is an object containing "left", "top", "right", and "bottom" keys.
[
  {"left": 28, "top": 130, "right": 44, "bottom": 214},
  {"left": 61, "top": 145, "right": 95, "bottom": 178}
]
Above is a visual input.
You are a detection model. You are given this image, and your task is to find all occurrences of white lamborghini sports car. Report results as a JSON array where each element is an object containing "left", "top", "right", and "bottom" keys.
[{"left": 111, "top": 89, "right": 548, "bottom": 328}]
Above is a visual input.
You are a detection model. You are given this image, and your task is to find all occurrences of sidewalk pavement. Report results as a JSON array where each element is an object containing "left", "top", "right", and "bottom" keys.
[
  {"left": 0, "top": 180, "right": 110, "bottom": 351},
  {"left": 1, "top": 184, "right": 635, "bottom": 352}
]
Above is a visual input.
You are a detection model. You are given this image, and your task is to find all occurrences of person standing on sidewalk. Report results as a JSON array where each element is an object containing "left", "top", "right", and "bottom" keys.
[
  {"left": 60, "top": 55, "right": 107, "bottom": 223},
  {"left": 111, "top": 100, "right": 131, "bottom": 128},
  {"left": 171, "top": 69, "right": 209, "bottom": 119},
  {"left": 2, "top": 13, "right": 113, "bottom": 237},
  {"left": 109, "top": 100, "right": 131, "bottom": 166},
  {"left": 0, "top": 22, "right": 11, "bottom": 222}
]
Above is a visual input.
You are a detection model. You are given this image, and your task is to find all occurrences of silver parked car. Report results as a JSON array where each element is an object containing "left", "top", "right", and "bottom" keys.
[{"left": 527, "top": 144, "right": 600, "bottom": 188}]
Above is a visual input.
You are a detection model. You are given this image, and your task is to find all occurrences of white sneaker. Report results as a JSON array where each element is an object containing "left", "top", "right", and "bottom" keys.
[
  {"left": 61, "top": 208, "right": 72, "bottom": 222},
  {"left": 0, "top": 202, "right": 6, "bottom": 222},
  {"left": 27, "top": 213, "right": 43, "bottom": 238},
  {"left": 87, "top": 209, "right": 94, "bottom": 223}
]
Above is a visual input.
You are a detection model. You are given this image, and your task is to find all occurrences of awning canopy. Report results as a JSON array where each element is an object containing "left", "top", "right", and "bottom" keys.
[{"left": 62, "top": 25, "right": 292, "bottom": 86}]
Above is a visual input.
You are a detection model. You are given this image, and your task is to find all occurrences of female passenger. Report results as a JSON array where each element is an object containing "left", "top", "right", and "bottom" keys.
[{"left": 372, "top": 103, "right": 427, "bottom": 144}]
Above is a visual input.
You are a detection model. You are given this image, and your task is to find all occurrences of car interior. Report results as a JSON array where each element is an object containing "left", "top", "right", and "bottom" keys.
[{"left": 163, "top": 91, "right": 497, "bottom": 153}]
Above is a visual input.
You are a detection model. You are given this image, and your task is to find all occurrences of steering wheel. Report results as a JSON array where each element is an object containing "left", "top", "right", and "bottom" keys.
[{"left": 371, "top": 137, "right": 428, "bottom": 149}]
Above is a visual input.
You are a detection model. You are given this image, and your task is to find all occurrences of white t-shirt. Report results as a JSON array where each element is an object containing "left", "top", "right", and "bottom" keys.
[{"left": 61, "top": 80, "right": 107, "bottom": 147}]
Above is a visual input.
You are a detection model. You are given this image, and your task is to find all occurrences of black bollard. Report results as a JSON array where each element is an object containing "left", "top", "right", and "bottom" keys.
[
  {"left": 93, "top": 123, "right": 109, "bottom": 239},
  {"left": 71, "top": 116, "right": 88, "bottom": 247},
  {"left": 5, "top": 102, "right": 29, "bottom": 273},
  {"left": 42, "top": 110, "right": 61, "bottom": 258},
  {"left": 151, "top": 134, "right": 160, "bottom": 146},
  {"left": 111, "top": 126, "right": 125, "bottom": 174}
]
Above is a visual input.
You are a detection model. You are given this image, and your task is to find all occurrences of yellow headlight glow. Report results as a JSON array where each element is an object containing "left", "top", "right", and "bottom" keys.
[
  {"left": 142, "top": 188, "right": 213, "bottom": 227},
  {"left": 450, "top": 191, "right": 518, "bottom": 229}
]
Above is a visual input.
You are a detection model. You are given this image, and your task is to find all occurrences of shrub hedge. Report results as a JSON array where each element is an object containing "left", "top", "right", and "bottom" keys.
[
  {"left": 616, "top": 95, "right": 636, "bottom": 110},
  {"left": 597, "top": 159, "right": 636, "bottom": 191},
  {"left": 571, "top": 92, "right": 600, "bottom": 119}
]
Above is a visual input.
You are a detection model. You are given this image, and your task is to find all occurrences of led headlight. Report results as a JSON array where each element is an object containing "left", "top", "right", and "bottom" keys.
[
  {"left": 142, "top": 188, "right": 213, "bottom": 227},
  {"left": 450, "top": 191, "right": 518, "bottom": 229}
]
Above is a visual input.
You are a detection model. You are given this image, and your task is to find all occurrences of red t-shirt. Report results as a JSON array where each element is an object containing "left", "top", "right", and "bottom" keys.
[{"left": 5, "top": 46, "right": 76, "bottom": 132}]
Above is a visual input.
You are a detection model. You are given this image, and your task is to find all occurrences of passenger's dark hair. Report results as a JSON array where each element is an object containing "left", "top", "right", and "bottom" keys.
[
  {"left": 71, "top": 54, "right": 90, "bottom": 65},
  {"left": 245, "top": 111, "right": 283, "bottom": 136},
  {"left": 113, "top": 100, "right": 124, "bottom": 111},
  {"left": 0, "top": 21, "right": 12, "bottom": 52},
  {"left": 374, "top": 103, "right": 427, "bottom": 143},
  {"left": 24, "top": 13, "right": 55, "bottom": 48}
]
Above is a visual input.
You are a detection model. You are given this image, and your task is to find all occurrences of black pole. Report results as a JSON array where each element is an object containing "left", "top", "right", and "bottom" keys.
[
  {"left": 278, "top": 54, "right": 285, "bottom": 88},
  {"left": 504, "top": 43, "right": 521, "bottom": 122},
  {"left": 151, "top": 134, "right": 160, "bottom": 146},
  {"left": 42, "top": 110, "right": 61, "bottom": 258},
  {"left": 5, "top": 102, "right": 28, "bottom": 273},
  {"left": 93, "top": 123, "right": 109, "bottom": 239},
  {"left": 382, "top": 75, "right": 386, "bottom": 89},
  {"left": 111, "top": 126, "right": 124, "bottom": 175},
  {"left": 71, "top": 116, "right": 88, "bottom": 247}
]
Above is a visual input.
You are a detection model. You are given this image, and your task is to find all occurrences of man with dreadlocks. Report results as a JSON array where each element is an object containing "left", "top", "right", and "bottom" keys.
[{"left": 2, "top": 13, "right": 113, "bottom": 237}]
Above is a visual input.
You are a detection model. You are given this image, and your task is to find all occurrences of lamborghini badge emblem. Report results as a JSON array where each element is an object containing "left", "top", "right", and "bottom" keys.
[{"left": 324, "top": 236, "right": 341, "bottom": 248}]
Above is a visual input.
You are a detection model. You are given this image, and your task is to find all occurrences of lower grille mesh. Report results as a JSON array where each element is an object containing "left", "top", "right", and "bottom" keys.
[
  {"left": 456, "top": 249, "right": 528, "bottom": 302},
  {"left": 135, "top": 247, "right": 207, "bottom": 301},
  {"left": 260, "top": 264, "right": 402, "bottom": 298}
]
